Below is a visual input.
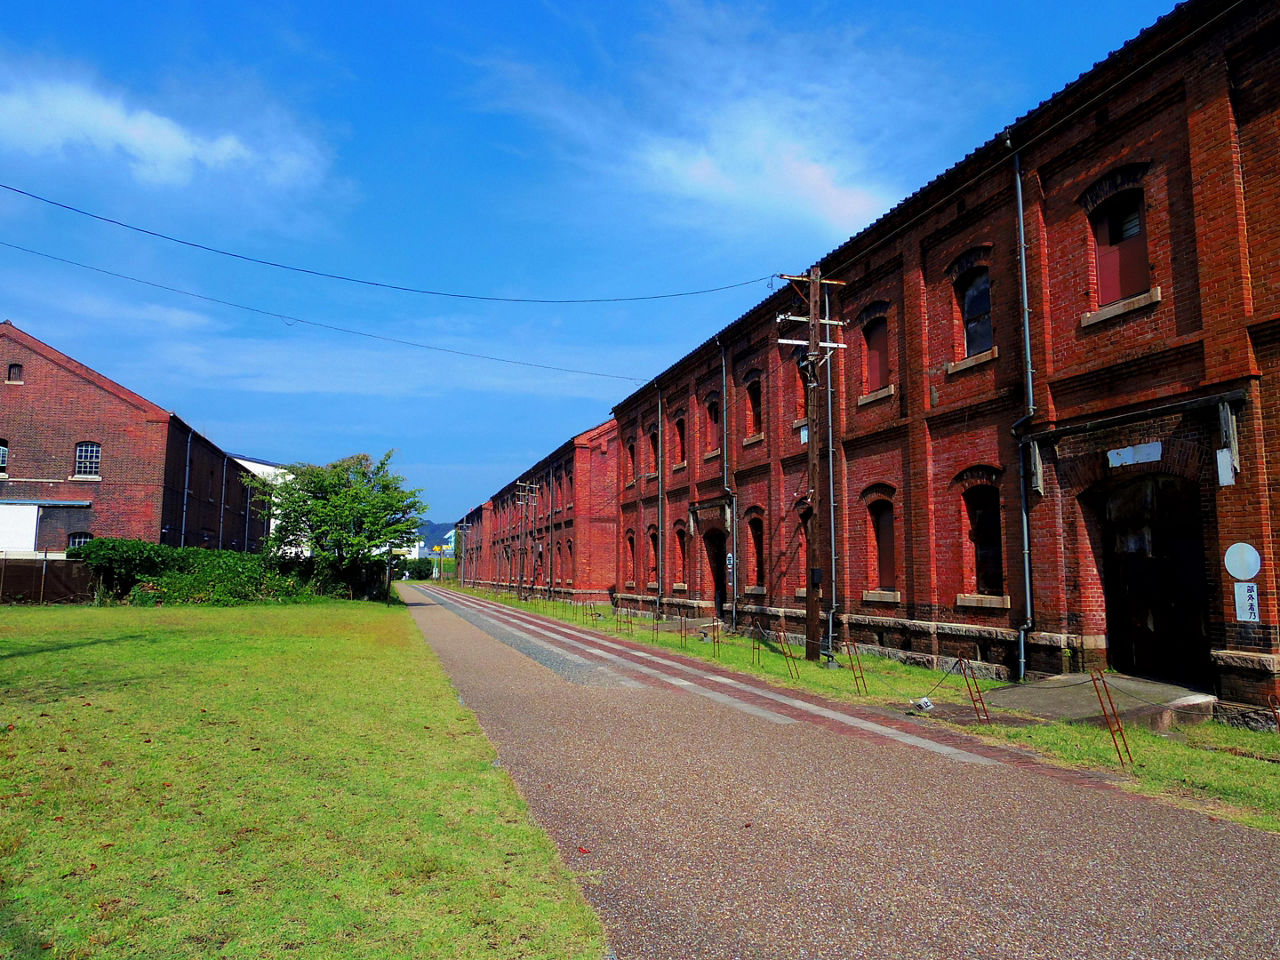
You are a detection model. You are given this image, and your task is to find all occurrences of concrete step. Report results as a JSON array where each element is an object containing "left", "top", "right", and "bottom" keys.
[{"left": 983, "top": 673, "right": 1217, "bottom": 730}]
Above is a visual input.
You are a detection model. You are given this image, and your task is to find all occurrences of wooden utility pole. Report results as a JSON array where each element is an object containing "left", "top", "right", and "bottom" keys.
[
  {"left": 804, "top": 266, "right": 823, "bottom": 660},
  {"left": 778, "top": 267, "right": 846, "bottom": 661},
  {"left": 515, "top": 480, "right": 536, "bottom": 599}
]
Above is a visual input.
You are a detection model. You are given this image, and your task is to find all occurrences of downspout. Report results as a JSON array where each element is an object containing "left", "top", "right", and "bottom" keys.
[
  {"left": 548, "top": 466, "right": 554, "bottom": 599},
  {"left": 824, "top": 287, "right": 840, "bottom": 656},
  {"left": 656, "top": 382, "right": 664, "bottom": 621},
  {"left": 1011, "top": 144, "right": 1036, "bottom": 682},
  {"left": 179, "top": 427, "right": 193, "bottom": 547},
  {"left": 218, "top": 456, "right": 227, "bottom": 549},
  {"left": 716, "top": 337, "right": 738, "bottom": 631}
]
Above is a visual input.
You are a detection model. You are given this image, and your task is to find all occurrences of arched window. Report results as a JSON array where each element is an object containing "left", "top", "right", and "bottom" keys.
[
  {"left": 627, "top": 441, "right": 637, "bottom": 482},
  {"left": 748, "top": 516, "right": 765, "bottom": 588},
  {"left": 74, "top": 441, "right": 101, "bottom": 478},
  {"left": 868, "top": 500, "right": 895, "bottom": 590},
  {"left": 673, "top": 417, "right": 687, "bottom": 464},
  {"left": 957, "top": 269, "right": 992, "bottom": 358},
  {"left": 6, "top": 363, "right": 21, "bottom": 383},
  {"left": 1092, "top": 189, "right": 1148, "bottom": 306},
  {"left": 626, "top": 532, "right": 637, "bottom": 583},
  {"left": 745, "top": 378, "right": 763, "bottom": 437},
  {"left": 705, "top": 394, "right": 721, "bottom": 452},
  {"left": 963, "top": 485, "right": 1003, "bottom": 596},
  {"left": 648, "top": 527, "right": 659, "bottom": 584},
  {"left": 863, "top": 316, "right": 890, "bottom": 393},
  {"left": 795, "top": 366, "right": 808, "bottom": 420},
  {"left": 566, "top": 539, "right": 575, "bottom": 580},
  {"left": 648, "top": 429, "right": 659, "bottom": 474},
  {"left": 674, "top": 526, "right": 688, "bottom": 583}
]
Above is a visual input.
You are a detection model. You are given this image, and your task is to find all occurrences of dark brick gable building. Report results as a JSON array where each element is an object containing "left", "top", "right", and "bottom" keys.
[
  {"left": 0, "top": 322, "right": 266, "bottom": 553},
  {"left": 463, "top": 0, "right": 1280, "bottom": 707}
]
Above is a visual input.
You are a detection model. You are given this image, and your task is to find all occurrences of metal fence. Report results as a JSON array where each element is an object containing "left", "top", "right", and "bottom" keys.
[{"left": 0, "top": 555, "right": 93, "bottom": 603}]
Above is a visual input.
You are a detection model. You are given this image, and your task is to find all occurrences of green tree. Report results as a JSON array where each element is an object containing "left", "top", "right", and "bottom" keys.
[{"left": 258, "top": 451, "right": 426, "bottom": 598}]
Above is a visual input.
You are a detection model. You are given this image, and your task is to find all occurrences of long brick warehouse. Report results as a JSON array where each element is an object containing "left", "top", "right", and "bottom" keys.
[{"left": 458, "top": 0, "right": 1280, "bottom": 709}]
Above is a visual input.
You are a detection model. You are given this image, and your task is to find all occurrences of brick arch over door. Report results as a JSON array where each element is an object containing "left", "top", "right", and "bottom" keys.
[{"left": 1055, "top": 436, "right": 1205, "bottom": 497}]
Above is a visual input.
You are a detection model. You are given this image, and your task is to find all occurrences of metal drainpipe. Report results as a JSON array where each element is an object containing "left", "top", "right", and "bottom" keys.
[
  {"left": 549, "top": 466, "right": 554, "bottom": 599},
  {"left": 1012, "top": 146, "right": 1036, "bottom": 682},
  {"left": 656, "top": 382, "right": 664, "bottom": 622},
  {"left": 716, "top": 338, "right": 738, "bottom": 631},
  {"left": 218, "top": 456, "right": 227, "bottom": 549},
  {"left": 179, "top": 427, "right": 193, "bottom": 547},
  {"left": 824, "top": 288, "right": 840, "bottom": 654}
]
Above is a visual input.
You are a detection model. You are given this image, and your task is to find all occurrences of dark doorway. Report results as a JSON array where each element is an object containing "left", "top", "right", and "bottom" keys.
[
  {"left": 1098, "top": 474, "right": 1209, "bottom": 685},
  {"left": 703, "top": 529, "right": 728, "bottom": 619}
]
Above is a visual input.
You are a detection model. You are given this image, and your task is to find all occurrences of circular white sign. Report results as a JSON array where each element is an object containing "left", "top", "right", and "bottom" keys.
[{"left": 1224, "top": 542, "right": 1261, "bottom": 581}]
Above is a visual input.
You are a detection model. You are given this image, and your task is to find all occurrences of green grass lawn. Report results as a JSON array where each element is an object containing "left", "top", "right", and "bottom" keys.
[
  {"left": 0, "top": 604, "right": 605, "bottom": 959},
  {"left": 450, "top": 585, "right": 1280, "bottom": 833},
  {"left": 980, "top": 720, "right": 1280, "bottom": 832}
]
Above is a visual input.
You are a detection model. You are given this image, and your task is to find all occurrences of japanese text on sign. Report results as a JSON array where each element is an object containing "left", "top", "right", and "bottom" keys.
[{"left": 1234, "top": 582, "right": 1260, "bottom": 622}]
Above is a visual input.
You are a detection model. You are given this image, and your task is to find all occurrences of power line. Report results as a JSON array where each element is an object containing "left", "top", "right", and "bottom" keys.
[
  {"left": 0, "top": 238, "right": 649, "bottom": 384},
  {"left": 0, "top": 182, "right": 773, "bottom": 304}
]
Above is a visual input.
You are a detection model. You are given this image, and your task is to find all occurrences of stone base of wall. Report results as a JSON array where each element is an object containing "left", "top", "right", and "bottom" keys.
[
  {"left": 1214, "top": 700, "right": 1280, "bottom": 732},
  {"left": 1211, "top": 649, "right": 1280, "bottom": 706},
  {"left": 849, "top": 642, "right": 1011, "bottom": 681},
  {"left": 464, "top": 578, "right": 612, "bottom": 603}
]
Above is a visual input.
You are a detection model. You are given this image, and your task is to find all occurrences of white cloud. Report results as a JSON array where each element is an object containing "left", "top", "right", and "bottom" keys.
[
  {"left": 125, "top": 325, "right": 643, "bottom": 405},
  {"left": 0, "top": 77, "right": 325, "bottom": 190},
  {"left": 471, "top": 1, "right": 962, "bottom": 238},
  {"left": 59, "top": 292, "right": 219, "bottom": 332}
]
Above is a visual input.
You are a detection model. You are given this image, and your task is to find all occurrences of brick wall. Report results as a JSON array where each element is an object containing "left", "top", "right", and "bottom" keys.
[
  {"left": 459, "top": 419, "right": 618, "bottom": 602},
  {"left": 461, "top": 0, "right": 1280, "bottom": 705},
  {"left": 0, "top": 323, "right": 266, "bottom": 553}
]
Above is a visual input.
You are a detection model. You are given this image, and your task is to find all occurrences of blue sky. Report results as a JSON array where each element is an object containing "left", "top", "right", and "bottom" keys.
[{"left": 0, "top": 0, "right": 1178, "bottom": 523}]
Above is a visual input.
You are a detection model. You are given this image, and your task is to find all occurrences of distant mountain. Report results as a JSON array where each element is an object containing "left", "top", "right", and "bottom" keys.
[{"left": 417, "top": 521, "right": 454, "bottom": 548}]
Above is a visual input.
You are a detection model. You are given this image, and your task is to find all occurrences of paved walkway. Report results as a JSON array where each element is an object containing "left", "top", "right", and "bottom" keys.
[{"left": 401, "top": 584, "right": 1280, "bottom": 960}]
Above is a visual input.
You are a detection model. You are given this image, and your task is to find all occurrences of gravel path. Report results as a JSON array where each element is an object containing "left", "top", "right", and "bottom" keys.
[{"left": 402, "top": 585, "right": 1280, "bottom": 960}]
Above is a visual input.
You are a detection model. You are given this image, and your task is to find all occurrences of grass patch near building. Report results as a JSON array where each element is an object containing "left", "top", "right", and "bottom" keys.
[
  {"left": 0, "top": 604, "right": 605, "bottom": 959},
  {"left": 980, "top": 721, "right": 1280, "bottom": 832}
]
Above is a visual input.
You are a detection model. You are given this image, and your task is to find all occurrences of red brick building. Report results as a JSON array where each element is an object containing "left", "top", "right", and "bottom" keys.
[
  {"left": 0, "top": 322, "right": 267, "bottom": 553},
  {"left": 464, "top": 0, "right": 1280, "bottom": 706},
  {"left": 459, "top": 419, "right": 617, "bottom": 602}
]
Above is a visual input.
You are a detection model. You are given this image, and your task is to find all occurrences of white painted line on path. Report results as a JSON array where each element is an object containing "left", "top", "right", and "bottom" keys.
[
  {"left": 425, "top": 588, "right": 796, "bottom": 725},
  {"left": 423, "top": 588, "right": 997, "bottom": 763}
]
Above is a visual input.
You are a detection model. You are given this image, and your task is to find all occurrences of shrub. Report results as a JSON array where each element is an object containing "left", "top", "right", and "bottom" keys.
[
  {"left": 72, "top": 539, "right": 319, "bottom": 605},
  {"left": 69, "top": 539, "right": 170, "bottom": 597},
  {"left": 406, "top": 558, "right": 434, "bottom": 580}
]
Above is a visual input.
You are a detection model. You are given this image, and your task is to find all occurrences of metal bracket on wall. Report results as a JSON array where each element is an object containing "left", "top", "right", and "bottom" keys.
[{"left": 1028, "top": 440, "right": 1044, "bottom": 495}]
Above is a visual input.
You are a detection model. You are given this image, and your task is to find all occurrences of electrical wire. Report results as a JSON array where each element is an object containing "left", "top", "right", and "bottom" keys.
[
  {"left": 0, "top": 182, "right": 773, "bottom": 304},
  {"left": 0, "top": 239, "right": 649, "bottom": 384}
]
